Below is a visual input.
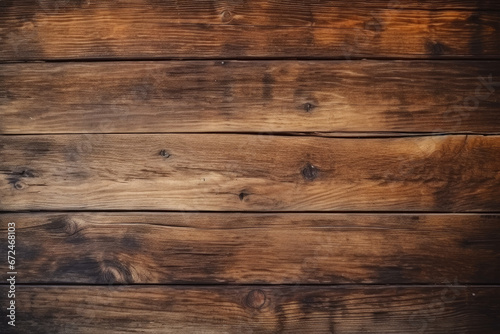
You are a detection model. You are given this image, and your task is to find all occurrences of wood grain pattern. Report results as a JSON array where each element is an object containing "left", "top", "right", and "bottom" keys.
[
  {"left": 1, "top": 285, "right": 498, "bottom": 333},
  {"left": 1, "top": 134, "right": 499, "bottom": 211},
  {"left": 2, "top": 1, "right": 500, "bottom": 333},
  {"left": 1, "top": 213, "right": 498, "bottom": 284},
  {"left": 1, "top": 1, "right": 499, "bottom": 60},
  {"left": 1, "top": 61, "right": 499, "bottom": 134}
]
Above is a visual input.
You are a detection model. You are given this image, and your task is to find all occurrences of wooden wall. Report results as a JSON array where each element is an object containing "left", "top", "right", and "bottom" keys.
[{"left": 1, "top": 0, "right": 499, "bottom": 332}]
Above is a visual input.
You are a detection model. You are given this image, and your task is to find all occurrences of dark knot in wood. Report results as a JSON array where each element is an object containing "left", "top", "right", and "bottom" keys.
[
  {"left": 303, "top": 102, "right": 315, "bottom": 112},
  {"left": 301, "top": 163, "right": 319, "bottom": 181},
  {"left": 246, "top": 289, "right": 266, "bottom": 309},
  {"left": 159, "top": 150, "right": 171, "bottom": 158},
  {"left": 238, "top": 191, "right": 249, "bottom": 201}
]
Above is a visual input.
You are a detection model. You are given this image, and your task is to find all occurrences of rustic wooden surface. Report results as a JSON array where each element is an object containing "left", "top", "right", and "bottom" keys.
[
  {"left": 1, "top": 134, "right": 499, "bottom": 211},
  {"left": 0, "top": 213, "right": 498, "bottom": 284},
  {"left": 1, "top": 61, "right": 499, "bottom": 134},
  {"left": 1, "top": 0, "right": 500, "bottom": 333},
  {"left": 0, "top": 286, "right": 499, "bottom": 333},
  {"left": 1, "top": 1, "right": 500, "bottom": 60}
]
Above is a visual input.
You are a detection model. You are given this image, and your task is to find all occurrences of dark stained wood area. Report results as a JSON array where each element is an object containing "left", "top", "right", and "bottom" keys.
[{"left": 1, "top": 0, "right": 499, "bottom": 333}]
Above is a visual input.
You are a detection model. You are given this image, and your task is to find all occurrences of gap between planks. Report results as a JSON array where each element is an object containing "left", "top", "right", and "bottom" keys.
[{"left": 2, "top": 132, "right": 500, "bottom": 137}]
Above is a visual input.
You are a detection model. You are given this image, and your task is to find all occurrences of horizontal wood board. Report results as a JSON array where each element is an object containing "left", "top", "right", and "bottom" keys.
[
  {"left": 0, "top": 213, "right": 498, "bottom": 284},
  {"left": 1, "top": 1, "right": 500, "bottom": 60},
  {"left": 1, "top": 134, "right": 499, "bottom": 211},
  {"left": 1, "top": 61, "right": 499, "bottom": 134},
  {"left": 0, "top": 286, "right": 499, "bottom": 333}
]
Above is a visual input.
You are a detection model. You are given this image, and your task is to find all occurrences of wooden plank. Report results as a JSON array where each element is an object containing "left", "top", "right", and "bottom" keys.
[
  {"left": 5, "top": 0, "right": 500, "bottom": 15},
  {"left": 1, "top": 213, "right": 499, "bottom": 284},
  {"left": 1, "top": 285, "right": 498, "bottom": 333},
  {"left": 1, "top": 61, "right": 499, "bottom": 134},
  {"left": 1, "top": 1, "right": 500, "bottom": 60},
  {"left": 1, "top": 134, "right": 499, "bottom": 211}
]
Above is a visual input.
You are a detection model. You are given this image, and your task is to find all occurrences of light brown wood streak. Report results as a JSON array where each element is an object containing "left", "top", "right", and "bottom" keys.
[
  {"left": 1, "top": 61, "right": 499, "bottom": 134},
  {"left": 0, "top": 134, "right": 499, "bottom": 211},
  {"left": 0, "top": 213, "right": 498, "bottom": 284},
  {"left": 1, "top": 1, "right": 499, "bottom": 60},
  {"left": 0, "top": 286, "right": 498, "bottom": 333}
]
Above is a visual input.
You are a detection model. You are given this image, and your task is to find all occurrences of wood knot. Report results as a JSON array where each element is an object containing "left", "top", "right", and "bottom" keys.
[
  {"left": 246, "top": 289, "right": 266, "bottom": 309},
  {"left": 303, "top": 102, "right": 315, "bottom": 112},
  {"left": 63, "top": 218, "right": 84, "bottom": 236},
  {"left": 364, "top": 18, "right": 384, "bottom": 32},
  {"left": 221, "top": 10, "right": 233, "bottom": 23},
  {"left": 100, "top": 260, "right": 133, "bottom": 284},
  {"left": 159, "top": 150, "right": 171, "bottom": 158},
  {"left": 301, "top": 163, "right": 319, "bottom": 181},
  {"left": 238, "top": 191, "right": 249, "bottom": 201},
  {"left": 425, "top": 41, "right": 449, "bottom": 55},
  {"left": 13, "top": 181, "right": 25, "bottom": 190},
  {"left": 19, "top": 169, "right": 35, "bottom": 178},
  {"left": 7, "top": 168, "right": 36, "bottom": 189}
]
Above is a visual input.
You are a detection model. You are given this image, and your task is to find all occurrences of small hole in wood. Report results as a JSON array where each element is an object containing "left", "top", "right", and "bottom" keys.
[
  {"left": 239, "top": 192, "right": 249, "bottom": 201},
  {"left": 159, "top": 150, "right": 171, "bottom": 158}
]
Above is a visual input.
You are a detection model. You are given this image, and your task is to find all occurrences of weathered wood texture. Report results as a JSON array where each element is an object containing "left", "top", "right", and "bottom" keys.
[
  {"left": 1, "top": 134, "right": 499, "bottom": 211},
  {"left": 1, "top": 285, "right": 499, "bottom": 333},
  {"left": 1, "top": 213, "right": 498, "bottom": 284},
  {"left": 1, "top": 61, "right": 499, "bottom": 134},
  {"left": 1, "top": 1, "right": 500, "bottom": 60}
]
